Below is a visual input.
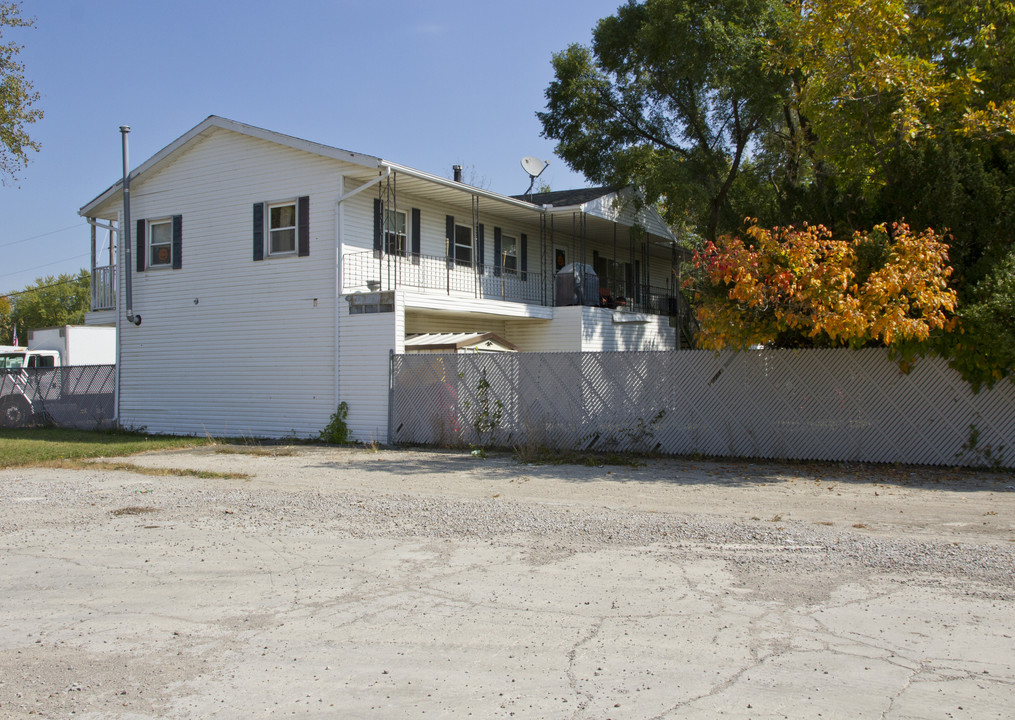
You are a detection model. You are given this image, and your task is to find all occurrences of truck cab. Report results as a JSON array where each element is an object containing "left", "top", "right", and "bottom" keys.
[
  {"left": 1, "top": 350, "right": 61, "bottom": 371},
  {"left": 0, "top": 350, "right": 62, "bottom": 427}
]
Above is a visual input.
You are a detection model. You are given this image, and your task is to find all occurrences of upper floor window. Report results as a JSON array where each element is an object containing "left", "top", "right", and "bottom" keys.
[
  {"left": 136, "top": 215, "right": 181, "bottom": 272},
  {"left": 149, "top": 219, "right": 173, "bottom": 267},
  {"left": 268, "top": 202, "right": 297, "bottom": 255},
  {"left": 501, "top": 235, "right": 518, "bottom": 273},
  {"left": 253, "top": 196, "right": 309, "bottom": 261},
  {"left": 454, "top": 224, "right": 472, "bottom": 266},
  {"left": 386, "top": 209, "right": 407, "bottom": 256}
]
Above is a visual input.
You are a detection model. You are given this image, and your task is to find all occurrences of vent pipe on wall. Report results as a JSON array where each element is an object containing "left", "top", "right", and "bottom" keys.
[{"left": 120, "top": 126, "right": 141, "bottom": 326}]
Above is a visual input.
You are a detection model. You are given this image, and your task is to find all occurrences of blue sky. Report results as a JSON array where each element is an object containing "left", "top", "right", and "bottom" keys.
[{"left": 0, "top": 0, "right": 623, "bottom": 295}]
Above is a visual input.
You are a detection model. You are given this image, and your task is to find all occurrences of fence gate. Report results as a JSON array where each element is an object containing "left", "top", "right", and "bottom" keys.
[{"left": 390, "top": 349, "right": 1015, "bottom": 468}]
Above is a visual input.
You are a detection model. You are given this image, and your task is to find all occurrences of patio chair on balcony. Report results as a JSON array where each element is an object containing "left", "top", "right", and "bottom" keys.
[{"left": 599, "top": 286, "right": 626, "bottom": 310}]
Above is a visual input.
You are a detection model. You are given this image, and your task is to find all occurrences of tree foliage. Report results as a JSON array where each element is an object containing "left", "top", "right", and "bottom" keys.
[
  {"left": 542, "top": 0, "right": 1015, "bottom": 386},
  {"left": 686, "top": 221, "right": 956, "bottom": 350},
  {"left": 780, "top": 0, "right": 1015, "bottom": 195},
  {"left": 0, "top": 2, "right": 42, "bottom": 183},
  {"left": 0, "top": 272, "right": 91, "bottom": 343},
  {"left": 538, "top": 0, "right": 788, "bottom": 242}
]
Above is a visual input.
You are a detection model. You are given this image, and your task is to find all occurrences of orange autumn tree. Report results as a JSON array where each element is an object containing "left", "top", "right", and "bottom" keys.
[{"left": 686, "top": 221, "right": 957, "bottom": 351}]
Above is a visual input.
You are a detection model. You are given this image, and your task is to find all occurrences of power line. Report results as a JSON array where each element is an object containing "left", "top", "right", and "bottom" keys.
[
  {"left": 0, "top": 223, "right": 81, "bottom": 249},
  {"left": 0, "top": 253, "right": 90, "bottom": 280},
  {"left": 2, "top": 274, "right": 89, "bottom": 299}
]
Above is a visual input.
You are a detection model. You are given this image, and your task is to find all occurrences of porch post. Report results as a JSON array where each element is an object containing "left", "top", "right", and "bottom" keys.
[{"left": 89, "top": 218, "right": 97, "bottom": 310}]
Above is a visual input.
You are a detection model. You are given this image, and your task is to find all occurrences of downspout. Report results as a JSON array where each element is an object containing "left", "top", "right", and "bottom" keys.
[
  {"left": 334, "top": 176, "right": 344, "bottom": 410},
  {"left": 120, "top": 126, "right": 141, "bottom": 326}
]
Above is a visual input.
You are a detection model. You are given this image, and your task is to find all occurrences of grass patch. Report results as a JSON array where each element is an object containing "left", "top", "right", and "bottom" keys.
[
  {"left": 36, "top": 458, "right": 249, "bottom": 480},
  {"left": 0, "top": 428, "right": 215, "bottom": 469}
]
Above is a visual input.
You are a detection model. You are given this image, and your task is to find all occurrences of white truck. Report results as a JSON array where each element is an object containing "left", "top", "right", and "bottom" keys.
[{"left": 0, "top": 326, "right": 116, "bottom": 428}]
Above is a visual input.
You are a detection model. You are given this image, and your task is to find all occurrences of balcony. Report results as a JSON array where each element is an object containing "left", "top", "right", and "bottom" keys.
[
  {"left": 342, "top": 250, "right": 681, "bottom": 317},
  {"left": 91, "top": 264, "right": 115, "bottom": 311},
  {"left": 343, "top": 251, "right": 548, "bottom": 306}
]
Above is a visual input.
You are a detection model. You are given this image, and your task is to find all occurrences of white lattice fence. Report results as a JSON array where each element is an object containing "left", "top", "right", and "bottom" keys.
[{"left": 390, "top": 349, "right": 1015, "bottom": 468}]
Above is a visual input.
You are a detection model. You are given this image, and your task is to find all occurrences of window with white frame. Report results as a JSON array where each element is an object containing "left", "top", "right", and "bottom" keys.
[
  {"left": 149, "top": 218, "right": 173, "bottom": 267},
  {"left": 268, "top": 202, "right": 297, "bottom": 255},
  {"left": 385, "top": 208, "right": 407, "bottom": 256},
  {"left": 454, "top": 224, "right": 472, "bottom": 266},
  {"left": 501, "top": 234, "right": 518, "bottom": 273}
]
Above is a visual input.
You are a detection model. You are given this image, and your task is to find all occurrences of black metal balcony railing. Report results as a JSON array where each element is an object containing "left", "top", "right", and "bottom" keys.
[
  {"left": 343, "top": 251, "right": 547, "bottom": 305},
  {"left": 92, "top": 264, "right": 115, "bottom": 311},
  {"left": 342, "top": 250, "right": 682, "bottom": 317}
]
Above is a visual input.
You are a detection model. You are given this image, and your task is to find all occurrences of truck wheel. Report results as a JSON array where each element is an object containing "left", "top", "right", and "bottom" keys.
[{"left": 0, "top": 397, "right": 33, "bottom": 428}]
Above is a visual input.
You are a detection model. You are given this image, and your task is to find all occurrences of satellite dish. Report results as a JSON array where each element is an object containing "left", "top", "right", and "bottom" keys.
[
  {"left": 521, "top": 156, "right": 548, "bottom": 178},
  {"left": 520, "top": 156, "right": 549, "bottom": 198}
]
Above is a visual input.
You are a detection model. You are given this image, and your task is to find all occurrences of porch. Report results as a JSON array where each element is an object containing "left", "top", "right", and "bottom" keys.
[
  {"left": 92, "top": 264, "right": 115, "bottom": 311},
  {"left": 342, "top": 249, "right": 682, "bottom": 317}
]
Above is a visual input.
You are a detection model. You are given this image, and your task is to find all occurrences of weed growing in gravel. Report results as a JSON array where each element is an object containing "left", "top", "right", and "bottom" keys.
[
  {"left": 318, "top": 402, "right": 351, "bottom": 445},
  {"left": 213, "top": 445, "right": 296, "bottom": 457},
  {"left": 512, "top": 442, "right": 647, "bottom": 468},
  {"left": 110, "top": 506, "right": 157, "bottom": 516}
]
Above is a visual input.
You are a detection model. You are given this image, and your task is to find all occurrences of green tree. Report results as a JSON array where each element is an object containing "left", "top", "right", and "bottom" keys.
[
  {"left": 0, "top": 293, "right": 12, "bottom": 344},
  {"left": 5, "top": 271, "right": 91, "bottom": 339},
  {"left": 781, "top": 0, "right": 1015, "bottom": 196},
  {"left": 0, "top": 2, "right": 42, "bottom": 183},
  {"left": 538, "top": 0, "right": 790, "bottom": 242}
]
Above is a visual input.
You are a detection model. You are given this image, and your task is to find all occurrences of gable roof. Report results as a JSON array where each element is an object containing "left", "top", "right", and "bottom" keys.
[
  {"left": 78, "top": 116, "right": 675, "bottom": 243},
  {"left": 79, "top": 115, "right": 380, "bottom": 217}
]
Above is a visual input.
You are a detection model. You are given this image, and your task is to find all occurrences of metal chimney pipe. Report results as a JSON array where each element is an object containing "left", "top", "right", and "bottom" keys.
[
  {"left": 120, "top": 126, "right": 141, "bottom": 326},
  {"left": 452, "top": 164, "right": 463, "bottom": 183}
]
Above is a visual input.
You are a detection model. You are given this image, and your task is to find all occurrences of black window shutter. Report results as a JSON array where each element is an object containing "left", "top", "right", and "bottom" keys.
[
  {"left": 494, "top": 227, "right": 502, "bottom": 277},
  {"left": 477, "top": 223, "right": 485, "bottom": 271},
  {"left": 172, "top": 215, "right": 183, "bottom": 269},
  {"left": 411, "top": 208, "right": 421, "bottom": 264},
  {"left": 253, "top": 203, "right": 264, "bottom": 261},
  {"left": 136, "top": 219, "right": 146, "bottom": 272},
  {"left": 446, "top": 215, "right": 455, "bottom": 263},
  {"left": 373, "top": 198, "right": 382, "bottom": 255},
  {"left": 298, "top": 196, "right": 310, "bottom": 257},
  {"left": 520, "top": 233, "right": 528, "bottom": 280}
]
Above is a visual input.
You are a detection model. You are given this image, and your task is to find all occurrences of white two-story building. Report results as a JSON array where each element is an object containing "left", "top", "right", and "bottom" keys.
[{"left": 80, "top": 116, "right": 685, "bottom": 440}]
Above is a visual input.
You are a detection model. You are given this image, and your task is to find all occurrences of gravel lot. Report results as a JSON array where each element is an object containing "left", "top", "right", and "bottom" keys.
[{"left": 1, "top": 446, "right": 1013, "bottom": 719}]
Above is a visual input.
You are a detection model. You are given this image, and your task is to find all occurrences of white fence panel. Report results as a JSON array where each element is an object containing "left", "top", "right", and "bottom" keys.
[{"left": 390, "top": 349, "right": 1015, "bottom": 468}]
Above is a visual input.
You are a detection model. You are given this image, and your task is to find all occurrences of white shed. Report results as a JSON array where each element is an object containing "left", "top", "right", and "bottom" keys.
[{"left": 404, "top": 332, "right": 518, "bottom": 354}]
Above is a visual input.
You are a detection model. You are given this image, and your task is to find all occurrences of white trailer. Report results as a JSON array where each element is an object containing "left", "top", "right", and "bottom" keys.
[{"left": 27, "top": 325, "right": 115, "bottom": 366}]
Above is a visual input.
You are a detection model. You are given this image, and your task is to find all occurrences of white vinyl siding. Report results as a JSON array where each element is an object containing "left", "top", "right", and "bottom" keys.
[{"left": 112, "top": 129, "right": 350, "bottom": 437}]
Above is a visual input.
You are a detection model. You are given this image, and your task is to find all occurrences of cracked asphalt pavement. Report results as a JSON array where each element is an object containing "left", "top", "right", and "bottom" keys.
[{"left": 1, "top": 446, "right": 1013, "bottom": 718}]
